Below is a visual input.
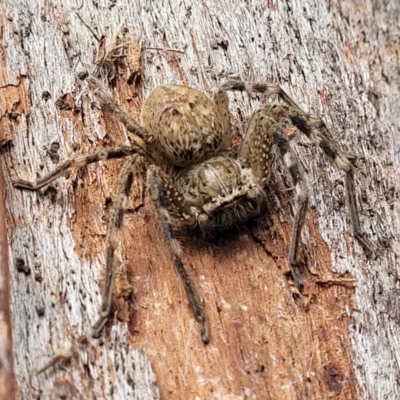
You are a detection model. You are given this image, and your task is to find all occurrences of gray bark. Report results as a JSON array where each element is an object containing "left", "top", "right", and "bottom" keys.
[{"left": 1, "top": 0, "right": 399, "bottom": 399}]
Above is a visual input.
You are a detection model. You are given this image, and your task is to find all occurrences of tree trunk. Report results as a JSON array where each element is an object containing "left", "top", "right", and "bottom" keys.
[{"left": 1, "top": 0, "right": 399, "bottom": 399}]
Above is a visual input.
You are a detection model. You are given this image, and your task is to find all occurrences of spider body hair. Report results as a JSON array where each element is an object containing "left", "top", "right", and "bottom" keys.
[{"left": 13, "top": 78, "right": 373, "bottom": 344}]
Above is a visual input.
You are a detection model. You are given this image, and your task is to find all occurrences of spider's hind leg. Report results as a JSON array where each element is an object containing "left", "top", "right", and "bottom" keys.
[
  {"left": 88, "top": 77, "right": 151, "bottom": 143},
  {"left": 147, "top": 166, "right": 210, "bottom": 344}
]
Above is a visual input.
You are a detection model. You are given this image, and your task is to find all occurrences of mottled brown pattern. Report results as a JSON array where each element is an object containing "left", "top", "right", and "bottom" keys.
[
  {"left": 4, "top": 1, "right": 398, "bottom": 398},
  {"left": 13, "top": 78, "right": 372, "bottom": 346},
  {"left": 141, "top": 85, "right": 224, "bottom": 166}
]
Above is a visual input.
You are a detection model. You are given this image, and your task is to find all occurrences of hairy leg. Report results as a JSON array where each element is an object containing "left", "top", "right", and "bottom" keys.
[
  {"left": 88, "top": 77, "right": 152, "bottom": 144},
  {"left": 92, "top": 154, "right": 142, "bottom": 336},
  {"left": 239, "top": 106, "right": 309, "bottom": 285},
  {"left": 12, "top": 146, "right": 137, "bottom": 190},
  {"left": 147, "top": 166, "right": 209, "bottom": 344},
  {"left": 213, "top": 87, "right": 232, "bottom": 151},
  {"left": 221, "top": 80, "right": 304, "bottom": 114},
  {"left": 288, "top": 109, "right": 373, "bottom": 255},
  {"left": 271, "top": 117, "right": 309, "bottom": 286},
  {"left": 223, "top": 80, "right": 373, "bottom": 255},
  {"left": 238, "top": 107, "right": 275, "bottom": 185},
  {"left": 12, "top": 147, "right": 143, "bottom": 336}
]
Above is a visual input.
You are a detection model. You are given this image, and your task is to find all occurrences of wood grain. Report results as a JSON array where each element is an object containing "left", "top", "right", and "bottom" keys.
[{"left": 1, "top": 0, "right": 399, "bottom": 399}]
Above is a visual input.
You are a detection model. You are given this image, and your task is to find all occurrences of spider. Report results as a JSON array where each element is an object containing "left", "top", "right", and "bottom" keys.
[{"left": 13, "top": 77, "right": 373, "bottom": 344}]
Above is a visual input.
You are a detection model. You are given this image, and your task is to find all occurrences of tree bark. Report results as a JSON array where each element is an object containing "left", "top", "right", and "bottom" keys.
[
  {"left": 1, "top": 0, "right": 399, "bottom": 399},
  {"left": 0, "top": 158, "right": 15, "bottom": 399}
]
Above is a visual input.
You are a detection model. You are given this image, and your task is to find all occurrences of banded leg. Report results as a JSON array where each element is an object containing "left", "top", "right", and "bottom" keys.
[
  {"left": 92, "top": 154, "right": 142, "bottom": 336},
  {"left": 272, "top": 121, "right": 309, "bottom": 285},
  {"left": 88, "top": 77, "right": 152, "bottom": 143},
  {"left": 12, "top": 147, "right": 143, "bottom": 336},
  {"left": 221, "top": 80, "right": 304, "bottom": 115},
  {"left": 224, "top": 80, "right": 373, "bottom": 255},
  {"left": 147, "top": 166, "right": 209, "bottom": 344},
  {"left": 12, "top": 146, "right": 137, "bottom": 190},
  {"left": 239, "top": 106, "right": 308, "bottom": 285},
  {"left": 288, "top": 110, "right": 373, "bottom": 255}
]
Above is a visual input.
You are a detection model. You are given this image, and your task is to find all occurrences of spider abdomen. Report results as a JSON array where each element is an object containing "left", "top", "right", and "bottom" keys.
[{"left": 141, "top": 85, "right": 226, "bottom": 167}]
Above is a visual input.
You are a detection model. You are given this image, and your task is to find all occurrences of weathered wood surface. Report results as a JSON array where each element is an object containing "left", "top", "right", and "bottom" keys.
[
  {"left": 0, "top": 159, "right": 15, "bottom": 399},
  {"left": 1, "top": 0, "right": 399, "bottom": 399}
]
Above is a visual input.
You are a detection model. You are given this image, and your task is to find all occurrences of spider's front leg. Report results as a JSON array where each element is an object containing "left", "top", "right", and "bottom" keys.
[
  {"left": 223, "top": 80, "right": 373, "bottom": 256},
  {"left": 12, "top": 147, "right": 143, "bottom": 336},
  {"left": 12, "top": 147, "right": 137, "bottom": 190},
  {"left": 92, "top": 154, "right": 143, "bottom": 336},
  {"left": 239, "top": 106, "right": 309, "bottom": 286},
  {"left": 288, "top": 110, "right": 374, "bottom": 256},
  {"left": 147, "top": 166, "right": 210, "bottom": 344}
]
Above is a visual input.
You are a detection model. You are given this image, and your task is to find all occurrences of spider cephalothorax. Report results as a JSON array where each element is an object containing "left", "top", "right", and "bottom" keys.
[
  {"left": 176, "top": 155, "right": 268, "bottom": 237},
  {"left": 13, "top": 77, "right": 373, "bottom": 344}
]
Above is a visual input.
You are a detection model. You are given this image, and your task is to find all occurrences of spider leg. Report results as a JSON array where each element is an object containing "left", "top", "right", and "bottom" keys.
[
  {"left": 92, "top": 154, "right": 142, "bottom": 336},
  {"left": 223, "top": 80, "right": 373, "bottom": 256},
  {"left": 239, "top": 107, "right": 308, "bottom": 285},
  {"left": 88, "top": 77, "right": 152, "bottom": 143},
  {"left": 13, "top": 146, "right": 142, "bottom": 336},
  {"left": 213, "top": 87, "right": 232, "bottom": 151},
  {"left": 287, "top": 108, "right": 373, "bottom": 256},
  {"left": 12, "top": 146, "right": 137, "bottom": 190},
  {"left": 221, "top": 80, "right": 304, "bottom": 114},
  {"left": 147, "top": 166, "right": 210, "bottom": 344},
  {"left": 271, "top": 119, "right": 309, "bottom": 286},
  {"left": 238, "top": 107, "right": 275, "bottom": 185}
]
